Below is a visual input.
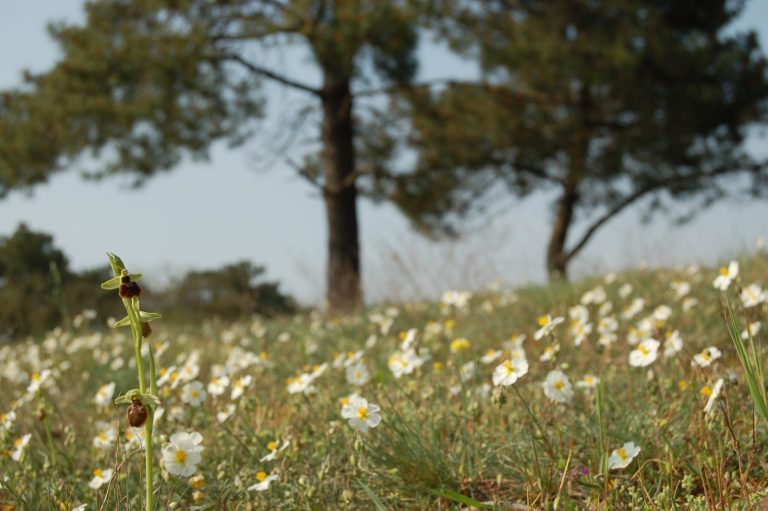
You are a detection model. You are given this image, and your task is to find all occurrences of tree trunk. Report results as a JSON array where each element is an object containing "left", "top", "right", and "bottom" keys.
[
  {"left": 321, "top": 79, "right": 362, "bottom": 313},
  {"left": 547, "top": 84, "right": 591, "bottom": 280},
  {"left": 546, "top": 183, "right": 578, "bottom": 279}
]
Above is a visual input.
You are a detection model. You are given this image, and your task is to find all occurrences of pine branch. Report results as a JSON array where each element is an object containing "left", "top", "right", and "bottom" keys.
[
  {"left": 225, "top": 54, "right": 322, "bottom": 97},
  {"left": 563, "top": 161, "right": 768, "bottom": 263}
]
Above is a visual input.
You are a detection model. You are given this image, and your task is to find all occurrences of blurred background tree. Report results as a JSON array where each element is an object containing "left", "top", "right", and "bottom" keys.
[
  {"left": 160, "top": 260, "right": 297, "bottom": 321},
  {"left": 0, "top": 223, "right": 295, "bottom": 340},
  {"left": 378, "top": 0, "right": 768, "bottom": 279},
  {"left": 0, "top": 0, "right": 422, "bottom": 313}
]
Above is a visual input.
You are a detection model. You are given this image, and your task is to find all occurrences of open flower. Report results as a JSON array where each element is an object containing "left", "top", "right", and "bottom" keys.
[
  {"left": 542, "top": 370, "right": 573, "bottom": 403},
  {"left": 94, "top": 382, "right": 116, "bottom": 407},
  {"left": 713, "top": 261, "right": 738, "bottom": 291},
  {"left": 449, "top": 338, "right": 471, "bottom": 353},
  {"left": 162, "top": 431, "right": 203, "bottom": 477},
  {"left": 608, "top": 442, "right": 640, "bottom": 469},
  {"left": 216, "top": 403, "right": 236, "bottom": 424},
  {"left": 576, "top": 374, "right": 600, "bottom": 389},
  {"left": 88, "top": 468, "right": 113, "bottom": 490},
  {"left": 534, "top": 315, "right": 564, "bottom": 341},
  {"left": 340, "top": 395, "right": 381, "bottom": 433},
  {"left": 93, "top": 421, "right": 118, "bottom": 449},
  {"left": 740, "top": 283, "right": 767, "bottom": 308},
  {"left": 703, "top": 379, "right": 725, "bottom": 414},
  {"left": 629, "top": 339, "right": 660, "bottom": 367},
  {"left": 481, "top": 349, "right": 503, "bottom": 365},
  {"left": 345, "top": 363, "right": 369, "bottom": 386},
  {"left": 26, "top": 369, "right": 52, "bottom": 394},
  {"left": 11, "top": 433, "right": 31, "bottom": 461},
  {"left": 247, "top": 471, "right": 278, "bottom": 492},
  {"left": 1, "top": 410, "right": 16, "bottom": 431},
  {"left": 693, "top": 347, "right": 722, "bottom": 368},
  {"left": 492, "top": 358, "right": 529, "bottom": 386},
  {"left": 260, "top": 440, "right": 290, "bottom": 462},
  {"left": 181, "top": 381, "right": 207, "bottom": 407},
  {"left": 741, "top": 322, "right": 761, "bottom": 340},
  {"left": 231, "top": 375, "right": 253, "bottom": 400},
  {"left": 207, "top": 375, "right": 230, "bottom": 396},
  {"left": 663, "top": 331, "right": 683, "bottom": 358}
]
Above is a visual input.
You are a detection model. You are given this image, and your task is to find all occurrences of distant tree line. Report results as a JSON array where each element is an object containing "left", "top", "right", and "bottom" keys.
[{"left": 0, "top": 223, "right": 296, "bottom": 340}]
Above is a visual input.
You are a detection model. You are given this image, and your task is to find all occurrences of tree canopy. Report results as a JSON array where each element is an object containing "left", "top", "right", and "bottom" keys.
[
  {"left": 384, "top": 0, "right": 768, "bottom": 278},
  {"left": 0, "top": 0, "right": 422, "bottom": 312}
]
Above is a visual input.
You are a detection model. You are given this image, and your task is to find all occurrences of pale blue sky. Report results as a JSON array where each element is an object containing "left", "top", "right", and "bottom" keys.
[{"left": 1, "top": 1, "right": 767, "bottom": 304}]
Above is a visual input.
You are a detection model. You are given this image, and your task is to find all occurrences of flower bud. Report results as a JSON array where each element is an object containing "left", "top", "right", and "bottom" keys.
[
  {"left": 141, "top": 321, "right": 152, "bottom": 339},
  {"left": 127, "top": 398, "right": 148, "bottom": 427}
]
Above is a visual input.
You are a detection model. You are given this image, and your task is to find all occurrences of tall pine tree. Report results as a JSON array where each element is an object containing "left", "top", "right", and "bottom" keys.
[
  {"left": 385, "top": 0, "right": 768, "bottom": 278},
  {"left": 0, "top": 0, "right": 420, "bottom": 312}
]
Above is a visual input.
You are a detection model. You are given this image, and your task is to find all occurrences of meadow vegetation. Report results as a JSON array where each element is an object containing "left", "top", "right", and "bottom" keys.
[{"left": 1, "top": 251, "right": 768, "bottom": 510}]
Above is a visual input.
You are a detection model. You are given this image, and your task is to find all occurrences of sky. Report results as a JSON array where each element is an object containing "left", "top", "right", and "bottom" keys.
[{"left": 1, "top": 1, "right": 767, "bottom": 305}]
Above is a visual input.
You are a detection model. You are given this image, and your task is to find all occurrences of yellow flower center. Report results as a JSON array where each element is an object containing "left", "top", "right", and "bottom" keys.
[
  {"left": 339, "top": 397, "right": 350, "bottom": 406},
  {"left": 537, "top": 316, "right": 549, "bottom": 327},
  {"left": 256, "top": 471, "right": 267, "bottom": 482},
  {"left": 357, "top": 407, "right": 369, "bottom": 420},
  {"left": 719, "top": 266, "right": 729, "bottom": 276},
  {"left": 93, "top": 468, "right": 103, "bottom": 478},
  {"left": 554, "top": 380, "right": 564, "bottom": 391},
  {"left": 700, "top": 386, "right": 712, "bottom": 398},
  {"left": 31, "top": 373, "right": 40, "bottom": 381},
  {"left": 14, "top": 438, "right": 23, "bottom": 448},
  {"left": 617, "top": 447, "right": 628, "bottom": 460},
  {"left": 175, "top": 450, "right": 187, "bottom": 464},
  {"left": 259, "top": 352, "right": 268, "bottom": 360},
  {"left": 98, "top": 432, "right": 107, "bottom": 441},
  {"left": 354, "top": 370, "right": 362, "bottom": 379},
  {"left": 433, "top": 362, "right": 443, "bottom": 371},
  {"left": 267, "top": 441, "right": 277, "bottom": 451},
  {"left": 638, "top": 345, "right": 649, "bottom": 356},
  {"left": 191, "top": 389, "right": 199, "bottom": 398},
  {"left": 678, "top": 380, "right": 689, "bottom": 391},
  {"left": 699, "top": 351, "right": 711, "bottom": 361},
  {"left": 584, "top": 376, "right": 594, "bottom": 384}
]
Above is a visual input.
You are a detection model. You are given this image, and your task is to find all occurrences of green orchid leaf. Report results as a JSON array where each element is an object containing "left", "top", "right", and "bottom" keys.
[
  {"left": 112, "top": 316, "right": 131, "bottom": 328},
  {"left": 107, "top": 253, "right": 126, "bottom": 276},
  {"left": 114, "top": 389, "right": 141, "bottom": 405},
  {"left": 100, "top": 276, "right": 121, "bottom": 290},
  {"left": 114, "top": 390, "right": 161, "bottom": 408},
  {"left": 138, "top": 311, "right": 162, "bottom": 322}
]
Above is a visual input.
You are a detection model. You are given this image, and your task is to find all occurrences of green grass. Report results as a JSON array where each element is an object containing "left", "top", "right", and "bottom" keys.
[{"left": 1, "top": 253, "right": 768, "bottom": 510}]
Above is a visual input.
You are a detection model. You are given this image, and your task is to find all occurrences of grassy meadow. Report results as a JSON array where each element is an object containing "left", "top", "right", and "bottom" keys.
[{"left": 2, "top": 253, "right": 768, "bottom": 510}]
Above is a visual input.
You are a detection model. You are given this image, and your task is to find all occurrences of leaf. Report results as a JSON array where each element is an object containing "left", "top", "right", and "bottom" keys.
[
  {"left": 114, "top": 390, "right": 161, "bottom": 407},
  {"left": 138, "top": 311, "right": 162, "bottom": 322},
  {"left": 111, "top": 316, "right": 131, "bottom": 328},
  {"left": 100, "top": 276, "right": 121, "bottom": 290},
  {"left": 427, "top": 488, "right": 492, "bottom": 509},
  {"left": 356, "top": 480, "right": 389, "bottom": 511}
]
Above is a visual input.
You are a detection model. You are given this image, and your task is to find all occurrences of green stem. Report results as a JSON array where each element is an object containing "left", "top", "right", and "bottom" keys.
[
  {"left": 123, "top": 296, "right": 153, "bottom": 511},
  {"left": 37, "top": 389, "right": 57, "bottom": 465},
  {"left": 124, "top": 297, "right": 146, "bottom": 393},
  {"left": 144, "top": 417, "right": 154, "bottom": 511}
]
